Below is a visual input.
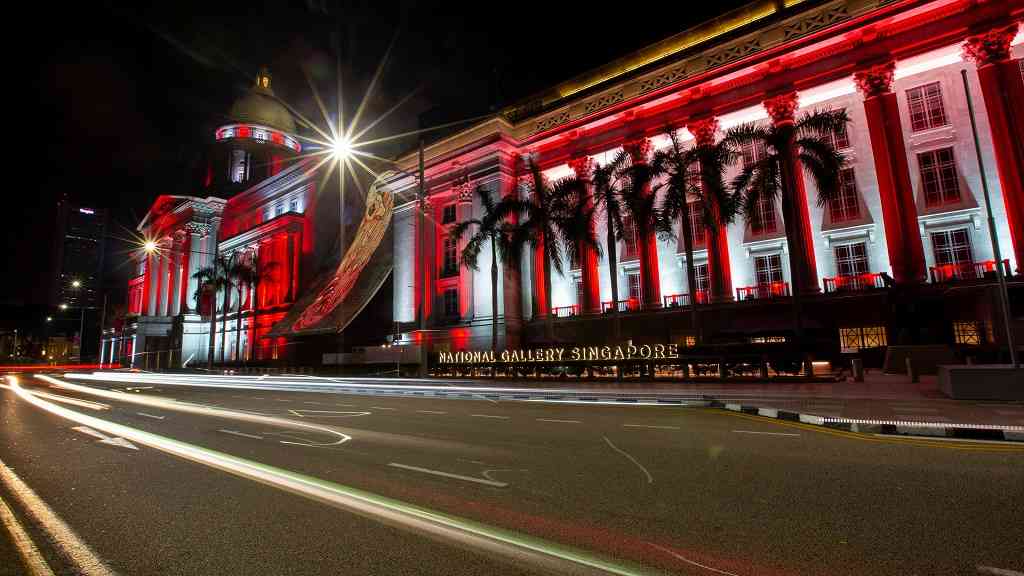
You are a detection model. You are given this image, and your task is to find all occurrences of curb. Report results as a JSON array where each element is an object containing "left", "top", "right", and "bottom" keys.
[{"left": 708, "top": 400, "right": 1024, "bottom": 443}]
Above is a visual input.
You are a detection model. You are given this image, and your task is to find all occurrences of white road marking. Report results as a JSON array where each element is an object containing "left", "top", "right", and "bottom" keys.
[
  {"left": 471, "top": 414, "right": 510, "bottom": 419},
  {"left": 0, "top": 493, "right": 56, "bottom": 576},
  {"left": 481, "top": 469, "right": 527, "bottom": 482},
  {"left": 536, "top": 418, "right": 581, "bottom": 424},
  {"left": 335, "top": 403, "right": 357, "bottom": 407},
  {"left": 71, "top": 426, "right": 139, "bottom": 450},
  {"left": 648, "top": 542, "right": 740, "bottom": 576},
  {"left": 303, "top": 401, "right": 322, "bottom": 405},
  {"left": 252, "top": 397, "right": 265, "bottom": 400},
  {"left": 416, "top": 410, "right": 447, "bottom": 414},
  {"left": 22, "top": 391, "right": 109, "bottom": 411},
  {"left": 602, "top": 436, "right": 653, "bottom": 484},
  {"left": 286, "top": 409, "right": 371, "bottom": 419},
  {"left": 136, "top": 412, "right": 164, "bottom": 420},
  {"left": 977, "top": 566, "right": 1024, "bottom": 576},
  {"left": 370, "top": 406, "right": 397, "bottom": 411},
  {"left": 275, "top": 399, "right": 292, "bottom": 402},
  {"left": 218, "top": 429, "right": 264, "bottom": 440},
  {"left": 0, "top": 457, "right": 116, "bottom": 576},
  {"left": 623, "top": 424, "right": 679, "bottom": 430},
  {"left": 387, "top": 463, "right": 508, "bottom": 487},
  {"left": 732, "top": 430, "right": 800, "bottom": 437}
]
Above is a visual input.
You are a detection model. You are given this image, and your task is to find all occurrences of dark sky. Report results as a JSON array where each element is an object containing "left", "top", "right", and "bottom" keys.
[{"left": 15, "top": 0, "right": 748, "bottom": 313}]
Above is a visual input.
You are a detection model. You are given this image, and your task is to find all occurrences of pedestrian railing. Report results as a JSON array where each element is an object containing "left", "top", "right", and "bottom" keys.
[
  {"left": 929, "top": 259, "right": 1010, "bottom": 283},
  {"left": 735, "top": 282, "right": 790, "bottom": 301},
  {"left": 823, "top": 272, "right": 885, "bottom": 293},
  {"left": 602, "top": 298, "right": 640, "bottom": 313},
  {"left": 550, "top": 304, "right": 580, "bottom": 318}
]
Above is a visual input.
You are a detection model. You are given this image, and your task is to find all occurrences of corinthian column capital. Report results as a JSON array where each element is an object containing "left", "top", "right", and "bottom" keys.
[
  {"left": 853, "top": 60, "right": 896, "bottom": 98},
  {"left": 963, "top": 23, "right": 1018, "bottom": 66}
]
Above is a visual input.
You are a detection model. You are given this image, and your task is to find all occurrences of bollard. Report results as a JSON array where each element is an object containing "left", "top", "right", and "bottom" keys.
[
  {"left": 851, "top": 358, "right": 864, "bottom": 382},
  {"left": 905, "top": 356, "right": 919, "bottom": 383}
]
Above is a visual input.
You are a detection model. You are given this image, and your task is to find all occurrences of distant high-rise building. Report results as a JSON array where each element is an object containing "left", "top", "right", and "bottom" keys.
[{"left": 53, "top": 204, "right": 107, "bottom": 308}]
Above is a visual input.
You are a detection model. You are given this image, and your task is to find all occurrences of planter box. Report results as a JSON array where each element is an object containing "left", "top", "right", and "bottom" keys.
[{"left": 938, "top": 364, "right": 1024, "bottom": 400}]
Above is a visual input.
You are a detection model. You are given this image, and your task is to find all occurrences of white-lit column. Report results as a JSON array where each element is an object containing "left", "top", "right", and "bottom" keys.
[{"left": 169, "top": 232, "right": 184, "bottom": 316}]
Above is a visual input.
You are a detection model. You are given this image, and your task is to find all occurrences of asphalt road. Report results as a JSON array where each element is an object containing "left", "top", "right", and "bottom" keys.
[{"left": 1, "top": 373, "right": 1022, "bottom": 575}]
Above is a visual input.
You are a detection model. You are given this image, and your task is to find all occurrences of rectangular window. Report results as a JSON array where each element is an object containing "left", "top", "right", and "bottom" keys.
[
  {"left": 442, "top": 204, "right": 457, "bottom": 224},
  {"left": 829, "top": 168, "right": 860, "bottom": 222},
  {"left": 441, "top": 237, "right": 459, "bottom": 278},
  {"left": 750, "top": 195, "right": 777, "bottom": 235},
  {"left": 622, "top": 218, "right": 639, "bottom": 260},
  {"left": 289, "top": 197, "right": 299, "bottom": 213},
  {"left": 443, "top": 288, "right": 458, "bottom": 318},
  {"left": 686, "top": 201, "right": 705, "bottom": 245},
  {"left": 919, "top": 148, "right": 961, "bottom": 207},
  {"left": 575, "top": 278, "right": 585, "bottom": 307},
  {"left": 952, "top": 321, "right": 983, "bottom": 345},
  {"left": 693, "top": 263, "right": 709, "bottom": 302},
  {"left": 754, "top": 254, "right": 784, "bottom": 285},
  {"left": 627, "top": 272, "right": 642, "bottom": 303},
  {"left": 931, "top": 228, "right": 972, "bottom": 267},
  {"left": 906, "top": 82, "right": 948, "bottom": 132},
  {"left": 230, "top": 150, "right": 250, "bottom": 183},
  {"left": 839, "top": 326, "right": 888, "bottom": 353},
  {"left": 826, "top": 111, "right": 850, "bottom": 150},
  {"left": 834, "top": 242, "right": 869, "bottom": 276},
  {"left": 741, "top": 140, "right": 767, "bottom": 168}
]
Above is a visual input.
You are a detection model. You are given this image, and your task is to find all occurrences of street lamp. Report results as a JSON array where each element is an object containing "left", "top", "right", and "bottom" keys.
[
  {"left": 331, "top": 136, "right": 353, "bottom": 160},
  {"left": 71, "top": 279, "right": 81, "bottom": 288},
  {"left": 143, "top": 239, "right": 158, "bottom": 254}
]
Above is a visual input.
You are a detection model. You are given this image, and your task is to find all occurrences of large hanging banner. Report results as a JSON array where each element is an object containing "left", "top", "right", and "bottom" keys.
[{"left": 277, "top": 182, "right": 393, "bottom": 335}]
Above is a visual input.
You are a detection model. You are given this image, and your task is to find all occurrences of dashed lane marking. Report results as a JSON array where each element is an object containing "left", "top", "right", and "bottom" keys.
[
  {"left": 416, "top": 410, "right": 447, "bottom": 414},
  {"left": 623, "top": 424, "right": 679, "bottom": 430},
  {"left": 218, "top": 429, "right": 263, "bottom": 440},
  {"left": 536, "top": 418, "right": 581, "bottom": 424},
  {"left": 387, "top": 462, "right": 508, "bottom": 487},
  {"left": 370, "top": 406, "right": 397, "bottom": 411},
  {"left": 471, "top": 414, "right": 510, "bottom": 420},
  {"left": 136, "top": 412, "right": 165, "bottom": 420}
]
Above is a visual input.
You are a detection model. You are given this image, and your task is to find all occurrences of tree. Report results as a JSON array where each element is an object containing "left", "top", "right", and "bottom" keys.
[
  {"left": 228, "top": 256, "right": 256, "bottom": 365},
  {"left": 653, "top": 127, "right": 741, "bottom": 341},
  {"left": 192, "top": 254, "right": 232, "bottom": 369},
  {"left": 449, "top": 186, "right": 521, "bottom": 354},
  {"left": 590, "top": 150, "right": 631, "bottom": 337},
  {"left": 617, "top": 142, "right": 673, "bottom": 310},
  {"left": 725, "top": 108, "right": 849, "bottom": 361}
]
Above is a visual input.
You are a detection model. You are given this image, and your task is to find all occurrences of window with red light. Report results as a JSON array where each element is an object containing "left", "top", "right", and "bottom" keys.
[
  {"left": 686, "top": 201, "right": 705, "bottom": 245},
  {"left": 918, "top": 148, "right": 960, "bottom": 207},
  {"left": 749, "top": 194, "right": 777, "bottom": 235},
  {"left": 821, "top": 110, "right": 850, "bottom": 150},
  {"left": 754, "top": 254, "right": 784, "bottom": 285},
  {"left": 906, "top": 82, "right": 948, "bottom": 132},
  {"left": 834, "top": 242, "right": 869, "bottom": 276},
  {"left": 931, "top": 228, "right": 972, "bottom": 267},
  {"left": 829, "top": 168, "right": 860, "bottom": 222},
  {"left": 626, "top": 272, "right": 642, "bottom": 302}
]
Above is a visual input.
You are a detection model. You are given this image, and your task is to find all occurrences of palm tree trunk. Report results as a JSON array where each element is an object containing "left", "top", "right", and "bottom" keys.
[
  {"left": 777, "top": 140, "right": 808, "bottom": 375},
  {"left": 220, "top": 288, "right": 230, "bottom": 364},
  {"left": 680, "top": 211, "right": 700, "bottom": 343},
  {"left": 543, "top": 240, "right": 555, "bottom": 342},
  {"left": 490, "top": 240, "right": 499, "bottom": 354},
  {"left": 235, "top": 283, "right": 243, "bottom": 364},
  {"left": 605, "top": 214, "right": 621, "bottom": 339},
  {"left": 207, "top": 288, "right": 216, "bottom": 369}
]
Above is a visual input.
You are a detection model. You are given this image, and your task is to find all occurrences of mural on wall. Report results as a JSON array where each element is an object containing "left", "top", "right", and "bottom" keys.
[{"left": 283, "top": 182, "right": 394, "bottom": 334}]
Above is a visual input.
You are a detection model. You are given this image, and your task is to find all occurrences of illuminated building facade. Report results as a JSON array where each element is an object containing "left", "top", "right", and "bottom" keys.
[
  {"left": 104, "top": 69, "right": 322, "bottom": 368},
  {"left": 383, "top": 0, "right": 1024, "bottom": 365}
]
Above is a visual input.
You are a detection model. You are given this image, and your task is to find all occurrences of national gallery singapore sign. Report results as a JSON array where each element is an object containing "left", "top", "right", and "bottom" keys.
[{"left": 437, "top": 343, "right": 682, "bottom": 365}]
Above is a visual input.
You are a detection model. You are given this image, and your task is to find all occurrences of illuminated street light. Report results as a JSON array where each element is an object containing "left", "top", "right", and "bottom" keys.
[
  {"left": 143, "top": 240, "right": 158, "bottom": 254},
  {"left": 46, "top": 316, "right": 52, "bottom": 322},
  {"left": 331, "top": 136, "right": 352, "bottom": 160},
  {"left": 71, "top": 280, "right": 81, "bottom": 288},
  {"left": 60, "top": 304, "right": 68, "bottom": 310}
]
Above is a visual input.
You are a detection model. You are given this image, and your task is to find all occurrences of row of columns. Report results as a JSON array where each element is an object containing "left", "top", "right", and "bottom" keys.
[
  {"left": 531, "top": 23, "right": 1023, "bottom": 313},
  {"left": 140, "top": 221, "right": 216, "bottom": 317}
]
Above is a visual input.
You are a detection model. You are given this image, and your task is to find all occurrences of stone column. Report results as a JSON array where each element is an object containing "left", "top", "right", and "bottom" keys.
[
  {"left": 854, "top": 61, "right": 927, "bottom": 284},
  {"left": 155, "top": 241, "right": 169, "bottom": 316},
  {"left": 143, "top": 250, "right": 156, "bottom": 316},
  {"left": 569, "top": 155, "right": 602, "bottom": 313},
  {"left": 183, "top": 223, "right": 206, "bottom": 313},
  {"left": 456, "top": 182, "right": 475, "bottom": 319},
  {"left": 524, "top": 174, "right": 549, "bottom": 320},
  {"left": 501, "top": 164, "right": 523, "bottom": 349},
  {"left": 688, "top": 117, "right": 733, "bottom": 302},
  {"left": 764, "top": 92, "right": 819, "bottom": 293},
  {"left": 624, "top": 136, "right": 662, "bottom": 308},
  {"left": 964, "top": 23, "right": 1024, "bottom": 273},
  {"left": 169, "top": 232, "right": 184, "bottom": 316}
]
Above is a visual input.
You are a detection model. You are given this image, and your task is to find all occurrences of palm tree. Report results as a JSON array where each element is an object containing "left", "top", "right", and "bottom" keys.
[
  {"left": 449, "top": 186, "right": 521, "bottom": 354},
  {"left": 617, "top": 145, "right": 673, "bottom": 310},
  {"left": 725, "top": 108, "right": 849, "bottom": 362},
  {"left": 228, "top": 255, "right": 256, "bottom": 365},
  {"left": 653, "top": 128, "right": 741, "bottom": 341},
  {"left": 246, "top": 259, "right": 279, "bottom": 363},
  {"left": 192, "top": 254, "right": 232, "bottom": 368},
  {"left": 591, "top": 150, "right": 631, "bottom": 337}
]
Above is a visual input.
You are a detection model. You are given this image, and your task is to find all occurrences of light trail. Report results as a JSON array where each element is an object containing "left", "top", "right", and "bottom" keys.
[{"left": 9, "top": 377, "right": 653, "bottom": 576}]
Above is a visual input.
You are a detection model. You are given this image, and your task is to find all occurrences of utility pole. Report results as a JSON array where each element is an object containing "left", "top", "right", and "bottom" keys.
[
  {"left": 418, "top": 138, "right": 428, "bottom": 378},
  {"left": 961, "top": 70, "right": 1018, "bottom": 367}
]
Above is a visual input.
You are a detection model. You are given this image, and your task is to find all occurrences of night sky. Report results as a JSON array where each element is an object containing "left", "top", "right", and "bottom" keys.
[{"left": 15, "top": 0, "right": 747, "bottom": 322}]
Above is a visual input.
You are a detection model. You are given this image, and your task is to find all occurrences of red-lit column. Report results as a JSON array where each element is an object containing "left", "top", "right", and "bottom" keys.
[
  {"left": 764, "top": 92, "right": 819, "bottom": 294},
  {"left": 456, "top": 183, "right": 475, "bottom": 318},
  {"left": 964, "top": 24, "right": 1024, "bottom": 274},
  {"left": 526, "top": 174, "right": 549, "bottom": 319},
  {"left": 569, "top": 155, "right": 602, "bottom": 313},
  {"left": 624, "top": 137, "right": 662, "bottom": 308},
  {"left": 688, "top": 117, "right": 733, "bottom": 302},
  {"left": 854, "top": 61, "right": 927, "bottom": 284},
  {"left": 501, "top": 159, "right": 523, "bottom": 349}
]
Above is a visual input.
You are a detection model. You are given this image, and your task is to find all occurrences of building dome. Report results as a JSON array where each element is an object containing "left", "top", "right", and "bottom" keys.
[{"left": 228, "top": 68, "right": 297, "bottom": 134}]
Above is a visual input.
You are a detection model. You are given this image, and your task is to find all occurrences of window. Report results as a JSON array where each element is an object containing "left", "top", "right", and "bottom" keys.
[
  {"left": 686, "top": 201, "right": 705, "bottom": 245},
  {"left": 289, "top": 197, "right": 299, "bottom": 213},
  {"left": 750, "top": 195, "right": 777, "bottom": 235},
  {"left": 754, "top": 254, "right": 784, "bottom": 285},
  {"left": 622, "top": 218, "right": 639, "bottom": 260},
  {"left": 825, "top": 111, "right": 850, "bottom": 150},
  {"left": 693, "top": 263, "right": 709, "bottom": 302},
  {"left": 230, "top": 149, "right": 250, "bottom": 183},
  {"left": 443, "top": 288, "right": 459, "bottom": 318},
  {"left": 442, "top": 204, "right": 457, "bottom": 224},
  {"left": 839, "top": 326, "right": 888, "bottom": 352},
  {"left": 741, "top": 140, "right": 767, "bottom": 168},
  {"left": 906, "top": 82, "right": 948, "bottom": 131},
  {"left": 931, "top": 228, "right": 972, "bottom": 267},
  {"left": 829, "top": 168, "right": 860, "bottom": 222},
  {"left": 574, "top": 278, "right": 585, "bottom": 307},
  {"left": 627, "top": 272, "right": 642, "bottom": 302},
  {"left": 834, "top": 242, "right": 869, "bottom": 276},
  {"left": 919, "top": 148, "right": 961, "bottom": 207},
  {"left": 441, "top": 237, "right": 459, "bottom": 278},
  {"left": 952, "top": 321, "right": 983, "bottom": 345}
]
